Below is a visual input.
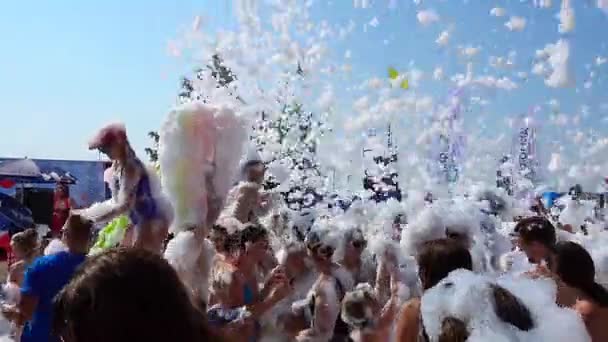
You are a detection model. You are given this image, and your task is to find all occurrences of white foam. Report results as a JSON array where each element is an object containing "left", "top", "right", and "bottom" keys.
[
  {"left": 421, "top": 270, "right": 591, "bottom": 342},
  {"left": 44, "top": 239, "right": 68, "bottom": 255},
  {"left": 490, "top": 8, "right": 506, "bottom": 17},
  {"left": 505, "top": 16, "right": 527, "bottom": 31},
  {"left": 417, "top": 9, "right": 440, "bottom": 26}
]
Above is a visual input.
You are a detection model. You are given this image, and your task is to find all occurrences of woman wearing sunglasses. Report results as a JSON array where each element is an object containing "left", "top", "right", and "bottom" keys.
[
  {"left": 81, "top": 123, "right": 172, "bottom": 254},
  {"left": 338, "top": 228, "right": 376, "bottom": 287}
]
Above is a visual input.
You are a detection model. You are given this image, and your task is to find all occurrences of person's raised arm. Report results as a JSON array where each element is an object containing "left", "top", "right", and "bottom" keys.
[
  {"left": 374, "top": 253, "right": 393, "bottom": 303},
  {"left": 377, "top": 275, "right": 400, "bottom": 330}
]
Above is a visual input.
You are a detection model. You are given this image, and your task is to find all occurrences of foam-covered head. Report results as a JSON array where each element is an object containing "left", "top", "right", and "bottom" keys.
[
  {"left": 289, "top": 209, "right": 317, "bottom": 242},
  {"left": 88, "top": 123, "right": 127, "bottom": 151},
  {"left": 341, "top": 283, "right": 378, "bottom": 331},
  {"left": 515, "top": 216, "right": 556, "bottom": 263},
  {"left": 401, "top": 205, "right": 446, "bottom": 255},
  {"left": 305, "top": 224, "right": 339, "bottom": 264}
]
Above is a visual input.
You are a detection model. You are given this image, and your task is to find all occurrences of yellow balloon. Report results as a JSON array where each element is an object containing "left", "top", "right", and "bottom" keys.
[{"left": 388, "top": 67, "right": 399, "bottom": 80}]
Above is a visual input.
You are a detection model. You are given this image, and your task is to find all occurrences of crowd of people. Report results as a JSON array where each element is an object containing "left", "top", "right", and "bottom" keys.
[{"left": 0, "top": 120, "right": 607, "bottom": 342}]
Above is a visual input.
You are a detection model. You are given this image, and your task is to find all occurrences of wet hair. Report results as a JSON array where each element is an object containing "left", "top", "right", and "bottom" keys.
[
  {"left": 393, "top": 214, "right": 405, "bottom": 225},
  {"left": 305, "top": 230, "right": 335, "bottom": 259},
  {"left": 341, "top": 284, "right": 377, "bottom": 330},
  {"left": 53, "top": 248, "right": 212, "bottom": 342},
  {"left": 341, "top": 297, "right": 373, "bottom": 330},
  {"left": 240, "top": 223, "right": 268, "bottom": 245},
  {"left": 211, "top": 224, "right": 228, "bottom": 235},
  {"left": 444, "top": 228, "right": 469, "bottom": 247},
  {"left": 550, "top": 241, "right": 608, "bottom": 307},
  {"left": 490, "top": 284, "right": 534, "bottom": 331},
  {"left": 209, "top": 224, "right": 229, "bottom": 252},
  {"left": 242, "top": 160, "right": 264, "bottom": 182},
  {"left": 11, "top": 228, "right": 38, "bottom": 257},
  {"left": 342, "top": 300, "right": 367, "bottom": 327},
  {"left": 417, "top": 239, "right": 473, "bottom": 290},
  {"left": 242, "top": 159, "right": 264, "bottom": 171},
  {"left": 282, "top": 241, "right": 307, "bottom": 261},
  {"left": 438, "top": 317, "right": 469, "bottom": 342},
  {"left": 514, "top": 216, "right": 556, "bottom": 248},
  {"left": 223, "top": 231, "right": 245, "bottom": 254}
]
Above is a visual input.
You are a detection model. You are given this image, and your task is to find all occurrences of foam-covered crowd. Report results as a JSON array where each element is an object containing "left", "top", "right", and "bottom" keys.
[
  {"left": 0, "top": 112, "right": 607, "bottom": 342},
  {"left": 3, "top": 1, "right": 608, "bottom": 341}
]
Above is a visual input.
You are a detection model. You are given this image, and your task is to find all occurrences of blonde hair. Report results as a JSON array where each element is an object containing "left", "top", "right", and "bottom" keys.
[{"left": 11, "top": 228, "right": 39, "bottom": 257}]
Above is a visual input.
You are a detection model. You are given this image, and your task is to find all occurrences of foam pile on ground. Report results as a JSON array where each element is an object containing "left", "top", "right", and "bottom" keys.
[{"left": 421, "top": 270, "right": 591, "bottom": 342}]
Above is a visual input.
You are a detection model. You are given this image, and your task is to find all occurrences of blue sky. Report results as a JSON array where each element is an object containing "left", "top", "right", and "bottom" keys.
[{"left": 1, "top": 0, "right": 607, "bottom": 161}]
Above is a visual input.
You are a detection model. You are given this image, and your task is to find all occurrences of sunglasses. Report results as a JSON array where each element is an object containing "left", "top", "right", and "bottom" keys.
[{"left": 309, "top": 244, "right": 333, "bottom": 257}]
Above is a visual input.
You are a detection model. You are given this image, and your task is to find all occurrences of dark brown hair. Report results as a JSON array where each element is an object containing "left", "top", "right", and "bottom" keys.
[
  {"left": 223, "top": 230, "right": 245, "bottom": 254},
  {"left": 53, "top": 248, "right": 213, "bottom": 342},
  {"left": 438, "top": 317, "right": 469, "bottom": 342},
  {"left": 491, "top": 284, "right": 534, "bottom": 331},
  {"left": 550, "top": 241, "right": 608, "bottom": 307},
  {"left": 240, "top": 223, "right": 268, "bottom": 244},
  {"left": 417, "top": 239, "right": 473, "bottom": 290},
  {"left": 514, "top": 216, "right": 556, "bottom": 248}
]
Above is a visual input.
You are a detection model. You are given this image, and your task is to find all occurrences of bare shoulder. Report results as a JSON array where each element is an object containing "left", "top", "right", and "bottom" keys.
[
  {"left": 9, "top": 260, "right": 25, "bottom": 273},
  {"left": 239, "top": 182, "right": 261, "bottom": 192},
  {"left": 574, "top": 298, "right": 597, "bottom": 319}
]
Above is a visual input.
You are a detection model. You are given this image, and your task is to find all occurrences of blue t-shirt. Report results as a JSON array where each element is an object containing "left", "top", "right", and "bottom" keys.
[{"left": 20, "top": 251, "right": 87, "bottom": 342}]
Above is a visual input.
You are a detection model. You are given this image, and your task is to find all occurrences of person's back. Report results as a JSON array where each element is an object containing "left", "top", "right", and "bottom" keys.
[
  {"left": 557, "top": 284, "right": 608, "bottom": 342},
  {"left": 576, "top": 298, "right": 608, "bottom": 342},
  {"left": 16, "top": 214, "right": 92, "bottom": 342},
  {"left": 21, "top": 251, "right": 86, "bottom": 342},
  {"left": 550, "top": 241, "right": 608, "bottom": 342}
]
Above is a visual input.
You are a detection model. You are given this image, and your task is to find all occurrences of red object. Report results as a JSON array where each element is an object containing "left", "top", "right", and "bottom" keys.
[
  {"left": 51, "top": 197, "right": 71, "bottom": 235},
  {"left": 0, "top": 232, "right": 11, "bottom": 264},
  {"left": 0, "top": 179, "right": 16, "bottom": 189}
]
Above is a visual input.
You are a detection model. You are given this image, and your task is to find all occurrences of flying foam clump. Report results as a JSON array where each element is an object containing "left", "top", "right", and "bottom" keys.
[
  {"left": 159, "top": 102, "right": 247, "bottom": 232},
  {"left": 533, "top": 39, "right": 573, "bottom": 88},
  {"left": 505, "top": 16, "right": 527, "bottom": 31},
  {"left": 558, "top": 0, "right": 575, "bottom": 33},
  {"left": 417, "top": 9, "right": 440, "bottom": 27}
]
